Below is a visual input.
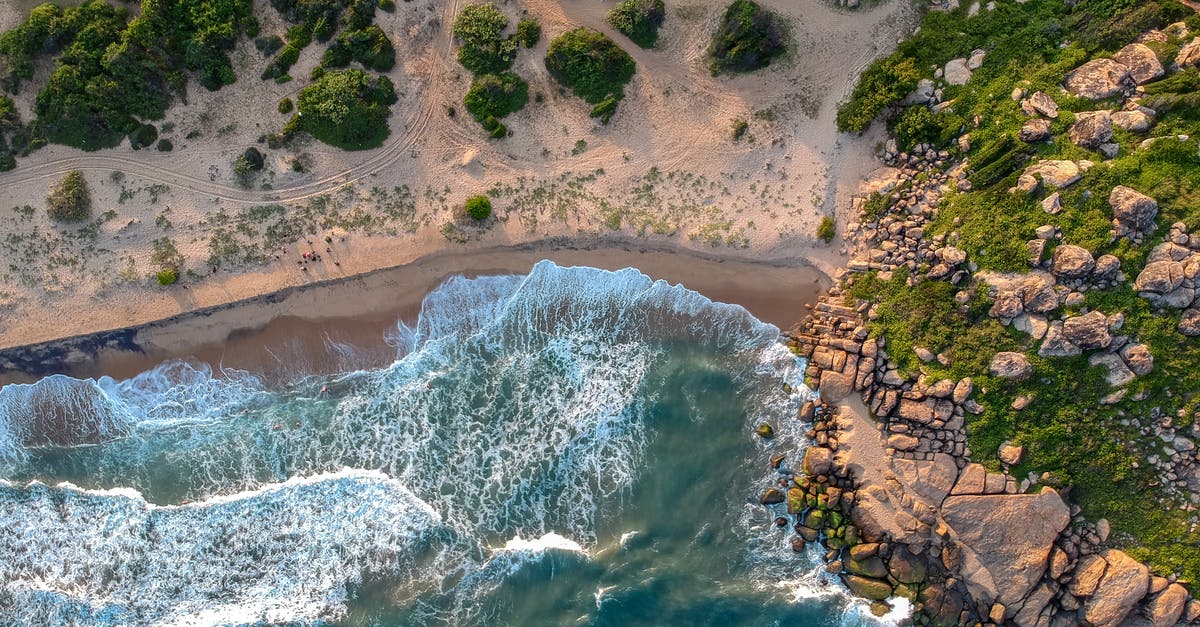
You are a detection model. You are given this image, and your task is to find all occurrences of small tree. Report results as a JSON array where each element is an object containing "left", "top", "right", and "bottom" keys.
[
  {"left": 607, "top": 0, "right": 666, "bottom": 49},
  {"left": 817, "top": 215, "right": 836, "bottom": 243},
  {"left": 465, "top": 195, "right": 492, "bottom": 220},
  {"left": 47, "top": 170, "right": 92, "bottom": 222}
]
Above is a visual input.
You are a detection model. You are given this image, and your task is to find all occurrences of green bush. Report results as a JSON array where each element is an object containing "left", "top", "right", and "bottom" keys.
[
  {"left": 607, "top": 0, "right": 666, "bottom": 49},
  {"left": 379, "top": 0, "right": 395, "bottom": 12},
  {"left": 46, "top": 170, "right": 91, "bottom": 222},
  {"left": 156, "top": 269, "right": 178, "bottom": 285},
  {"left": 278, "top": 97, "right": 293, "bottom": 113},
  {"left": 464, "top": 72, "right": 529, "bottom": 124},
  {"left": 545, "top": 28, "right": 635, "bottom": 121},
  {"left": 816, "top": 215, "right": 836, "bottom": 242},
  {"left": 732, "top": 118, "right": 748, "bottom": 140},
  {"left": 323, "top": 25, "right": 395, "bottom": 71},
  {"left": 515, "top": 18, "right": 541, "bottom": 48},
  {"left": 129, "top": 124, "right": 158, "bottom": 150},
  {"left": 156, "top": 138, "right": 173, "bottom": 151},
  {"left": 465, "top": 194, "right": 492, "bottom": 220},
  {"left": 890, "top": 105, "right": 965, "bottom": 151},
  {"left": 286, "top": 68, "right": 397, "bottom": 150},
  {"left": 707, "top": 0, "right": 785, "bottom": 74},
  {"left": 835, "top": 56, "right": 920, "bottom": 133},
  {"left": 254, "top": 35, "right": 285, "bottom": 56},
  {"left": 454, "top": 3, "right": 518, "bottom": 74}
]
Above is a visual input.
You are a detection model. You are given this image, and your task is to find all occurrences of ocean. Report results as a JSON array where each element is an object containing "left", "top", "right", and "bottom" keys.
[{"left": 0, "top": 261, "right": 903, "bottom": 626}]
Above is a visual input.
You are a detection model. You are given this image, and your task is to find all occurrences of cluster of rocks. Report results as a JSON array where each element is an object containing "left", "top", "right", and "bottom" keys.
[{"left": 1134, "top": 223, "right": 1200, "bottom": 324}]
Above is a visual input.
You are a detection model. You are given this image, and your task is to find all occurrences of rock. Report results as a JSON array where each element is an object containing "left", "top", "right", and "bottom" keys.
[
  {"left": 761, "top": 488, "right": 785, "bottom": 505},
  {"left": 1187, "top": 599, "right": 1200, "bottom": 622},
  {"left": 1135, "top": 260, "right": 1185, "bottom": 294},
  {"left": 1035, "top": 224, "right": 1056, "bottom": 239},
  {"left": 1063, "top": 311, "right": 1113, "bottom": 350},
  {"left": 888, "top": 546, "right": 927, "bottom": 584},
  {"left": 1025, "top": 160, "right": 1081, "bottom": 189},
  {"left": 990, "top": 292, "right": 1024, "bottom": 318},
  {"left": 1179, "top": 309, "right": 1200, "bottom": 336},
  {"left": 1083, "top": 549, "right": 1149, "bottom": 627},
  {"left": 1111, "top": 110, "right": 1152, "bottom": 133},
  {"left": 945, "top": 58, "right": 972, "bottom": 86},
  {"left": 787, "top": 487, "right": 805, "bottom": 514},
  {"left": 989, "top": 603, "right": 1007, "bottom": 623},
  {"left": 1014, "top": 583, "right": 1055, "bottom": 626},
  {"left": 1120, "top": 343, "right": 1153, "bottom": 376},
  {"left": 967, "top": 48, "right": 986, "bottom": 70},
  {"left": 1109, "top": 185, "right": 1159, "bottom": 234},
  {"left": 803, "top": 446, "right": 832, "bottom": 477},
  {"left": 1071, "top": 554, "right": 1108, "bottom": 596},
  {"left": 1175, "top": 36, "right": 1200, "bottom": 69},
  {"left": 1069, "top": 111, "right": 1113, "bottom": 149},
  {"left": 1014, "top": 173, "right": 1039, "bottom": 194},
  {"left": 1065, "top": 58, "right": 1131, "bottom": 100},
  {"left": 888, "top": 434, "right": 920, "bottom": 451},
  {"left": 1020, "top": 278, "right": 1060, "bottom": 313},
  {"left": 1147, "top": 583, "right": 1189, "bottom": 627},
  {"left": 847, "top": 555, "right": 889, "bottom": 578},
  {"left": 849, "top": 543, "right": 880, "bottom": 561},
  {"left": 843, "top": 575, "right": 894, "bottom": 601},
  {"left": 990, "top": 351, "right": 1032, "bottom": 380},
  {"left": 998, "top": 442, "right": 1025, "bottom": 465},
  {"left": 941, "top": 246, "right": 967, "bottom": 266},
  {"left": 1042, "top": 192, "right": 1062, "bottom": 214},
  {"left": 1049, "top": 547, "right": 1070, "bottom": 579},
  {"left": 941, "top": 488, "right": 1070, "bottom": 607},
  {"left": 819, "top": 371, "right": 853, "bottom": 403},
  {"left": 952, "top": 378, "right": 974, "bottom": 404},
  {"left": 1093, "top": 254, "right": 1121, "bottom": 278},
  {"left": 914, "top": 346, "right": 935, "bottom": 362},
  {"left": 1028, "top": 91, "right": 1059, "bottom": 118},
  {"left": 756, "top": 423, "right": 775, "bottom": 438},
  {"left": 1039, "top": 321, "right": 1081, "bottom": 357},
  {"left": 1113, "top": 43, "right": 1165, "bottom": 85},
  {"left": 1053, "top": 244, "right": 1096, "bottom": 278},
  {"left": 795, "top": 524, "right": 820, "bottom": 542},
  {"left": 907, "top": 78, "right": 936, "bottom": 104},
  {"left": 1096, "top": 518, "right": 1110, "bottom": 542},
  {"left": 1090, "top": 351, "right": 1135, "bottom": 386}
]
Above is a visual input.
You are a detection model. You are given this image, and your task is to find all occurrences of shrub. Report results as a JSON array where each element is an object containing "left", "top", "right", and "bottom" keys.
[
  {"left": 516, "top": 18, "right": 541, "bottom": 48},
  {"left": 891, "top": 105, "right": 965, "bottom": 151},
  {"left": 732, "top": 118, "right": 748, "bottom": 140},
  {"left": 817, "top": 215, "right": 836, "bottom": 242},
  {"left": 255, "top": 35, "right": 285, "bottom": 56},
  {"left": 835, "top": 56, "right": 920, "bottom": 133},
  {"left": 465, "top": 194, "right": 492, "bottom": 220},
  {"left": 46, "top": 170, "right": 91, "bottom": 222},
  {"left": 707, "top": 0, "right": 785, "bottom": 74},
  {"left": 129, "top": 124, "right": 158, "bottom": 150},
  {"left": 607, "top": 0, "right": 666, "bottom": 49},
  {"left": 545, "top": 28, "right": 635, "bottom": 120},
  {"left": 464, "top": 72, "right": 529, "bottom": 123},
  {"left": 278, "top": 97, "right": 294, "bottom": 113},
  {"left": 156, "top": 268, "right": 178, "bottom": 285},
  {"left": 286, "top": 68, "right": 397, "bottom": 149},
  {"left": 151, "top": 236, "right": 184, "bottom": 274},
  {"left": 379, "top": 0, "right": 395, "bottom": 12},
  {"left": 323, "top": 25, "right": 396, "bottom": 71},
  {"left": 454, "top": 3, "right": 517, "bottom": 74},
  {"left": 156, "top": 138, "right": 173, "bottom": 151}
]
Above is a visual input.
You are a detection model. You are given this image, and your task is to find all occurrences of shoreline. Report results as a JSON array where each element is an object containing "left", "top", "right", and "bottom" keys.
[{"left": 0, "top": 237, "right": 830, "bottom": 384}]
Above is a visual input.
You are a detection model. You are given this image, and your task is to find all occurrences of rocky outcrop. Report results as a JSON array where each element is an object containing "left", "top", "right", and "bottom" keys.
[{"left": 1065, "top": 58, "right": 1132, "bottom": 99}]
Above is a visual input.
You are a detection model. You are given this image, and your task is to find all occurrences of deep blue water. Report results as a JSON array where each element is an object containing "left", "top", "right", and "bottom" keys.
[{"left": 0, "top": 261, "right": 905, "bottom": 626}]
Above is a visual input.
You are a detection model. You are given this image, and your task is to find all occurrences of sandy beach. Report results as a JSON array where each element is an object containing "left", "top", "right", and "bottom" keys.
[{"left": 0, "top": 0, "right": 917, "bottom": 357}]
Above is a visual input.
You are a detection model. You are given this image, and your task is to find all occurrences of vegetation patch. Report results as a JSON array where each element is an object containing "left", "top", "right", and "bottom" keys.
[
  {"left": 464, "top": 72, "right": 529, "bottom": 133},
  {"left": 545, "top": 28, "right": 636, "bottom": 123},
  {"left": 453, "top": 3, "right": 519, "bottom": 75},
  {"left": 452, "top": 4, "right": 539, "bottom": 135},
  {"left": 46, "top": 171, "right": 92, "bottom": 223},
  {"left": 465, "top": 195, "right": 492, "bottom": 220},
  {"left": 285, "top": 68, "right": 397, "bottom": 150},
  {"left": 607, "top": 0, "right": 666, "bottom": 49},
  {"left": 707, "top": 0, "right": 786, "bottom": 75}
]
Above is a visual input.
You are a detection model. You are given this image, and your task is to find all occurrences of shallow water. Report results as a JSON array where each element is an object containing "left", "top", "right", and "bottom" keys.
[{"left": 0, "top": 261, "right": 899, "bottom": 626}]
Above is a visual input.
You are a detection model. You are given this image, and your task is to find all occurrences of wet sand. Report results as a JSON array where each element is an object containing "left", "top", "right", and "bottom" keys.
[{"left": 0, "top": 240, "right": 828, "bottom": 385}]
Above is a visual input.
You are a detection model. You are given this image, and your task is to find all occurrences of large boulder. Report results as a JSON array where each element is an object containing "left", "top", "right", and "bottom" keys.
[
  {"left": 1109, "top": 185, "right": 1159, "bottom": 234},
  {"left": 1121, "top": 342, "right": 1154, "bottom": 376},
  {"left": 1176, "top": 37, "right": 1200, "bottom": 69},
  {"left": 945, "top": 58, "right": 972, "bottom": 86},
  {"left": 1113, "top": 43, "right": 1165, "bottom": 85},
  {"left": 1135, "top": 260, "right": 1185, "bottom": 294},
  {"left": 1065, "top": 58, "right": 1131, "bottom": 99},
  {"left": 802, "top": 446, "right": 833, "bottom": 476},
  {"left": 1018, "top": 118, "right": 1052, "bottom": 143},
  {"left": 1069, "top": 111, "right": 1113, "bottom": 149},
  {"left": 1083, "top": 549, "right": 1149, "bottom": 627},
  {"left": 1062, "top": 311, "right": 1113, "bottom": 350},
  {"left": 1024, "top": 160, "right": 1081, "bottom": 189},
  {"left": 1111, "top": 109, "right": 1152, "bottom": 133},
  {"left": 990, "top": 351, "right": 1032, "bottom": 380},
  {"left": 1052, "top": 244, "right": 1096, "bottom": 278},
  {"left": 941, "top": 488, "right": 1070, "bottom": 608},
  {"left": 1148, "top": 583, "right": 1190, "bottom": 627},
  {"left": 843, "top": 575, "right": 893, "bottom": 600},
  {"left": 819, "top": 370, "right": 853, "bottom": 403},
  {"left": 1039, "top": 321, "right": 1081, "bottom": 357}
]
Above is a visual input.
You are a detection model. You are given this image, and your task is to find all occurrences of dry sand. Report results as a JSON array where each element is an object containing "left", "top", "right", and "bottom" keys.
[{"left": 0, "top": 0, "right": 918, "bottom": 353}]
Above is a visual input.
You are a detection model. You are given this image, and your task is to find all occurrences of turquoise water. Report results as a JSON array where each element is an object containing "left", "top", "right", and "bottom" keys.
[{"left": 0, "top": 262, "right": 901, "bottom": 626}]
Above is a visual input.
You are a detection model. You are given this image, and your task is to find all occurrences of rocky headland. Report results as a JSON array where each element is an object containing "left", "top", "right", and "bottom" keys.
[{"left": 760, "top": 9, "right": 1200, "bottom": 624}]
